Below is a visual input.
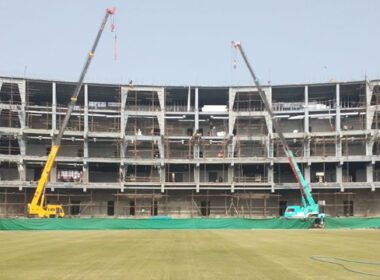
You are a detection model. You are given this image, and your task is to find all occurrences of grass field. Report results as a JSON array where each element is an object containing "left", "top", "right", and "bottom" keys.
[{"left": 1, "top": 230, "right": 379, "bottom": 280}]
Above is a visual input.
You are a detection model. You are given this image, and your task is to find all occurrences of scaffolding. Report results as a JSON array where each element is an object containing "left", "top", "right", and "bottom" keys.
[
  {"left": 190, "top": 192, "right": 280, "bottom": 217},
  {"left": 2, "top": 77, "right": 380, "bottom": 218}
]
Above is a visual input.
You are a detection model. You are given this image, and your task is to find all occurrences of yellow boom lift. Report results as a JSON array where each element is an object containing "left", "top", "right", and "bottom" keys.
[{"left": 27, "top": 8, "right": 116, "bottom": 218}]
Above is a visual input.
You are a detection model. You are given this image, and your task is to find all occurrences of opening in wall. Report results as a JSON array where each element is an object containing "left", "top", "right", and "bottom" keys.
[
  {"left": 129, "top": 200, "right": 135, "bottom": 216},
  {"left": 107, "top": 201, "right": 115, "bottom": 216},
  {"left": 343, "top": 200, "right": 354, "bottom": 216},
  {"left": 279, "top": 201, "right": 287, "bottom": 216},
  {"left": 0, "top": 162, "right": 19, "bottom": 181},
  {"left": 200, "top": 201, "right": 210, "bottom": 216},
  {"left": 151, "top": 200, "right": 158, "bottom": 216},
  {"left": 0, "top": 82, "right": 22, "bottom": 105},
  {"left": 71, "top": 200, "right": 81, "bottom": 216}
]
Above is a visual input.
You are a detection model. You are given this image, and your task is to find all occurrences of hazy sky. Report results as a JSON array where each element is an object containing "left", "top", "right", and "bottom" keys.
[{"left": 0, "top": 0, "right": 379, "bottom": 86}]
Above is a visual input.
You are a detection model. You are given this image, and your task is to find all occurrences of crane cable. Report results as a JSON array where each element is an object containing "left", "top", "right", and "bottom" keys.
[
  {"left": 110, "top": 12, "right": 117, "bottom": 61},
  {"left": 310, "top": 256, "right": 380, "bottom": 277}
]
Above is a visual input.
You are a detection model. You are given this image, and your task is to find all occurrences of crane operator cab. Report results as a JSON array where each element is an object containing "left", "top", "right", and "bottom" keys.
[{"left": 28, "top": 203, "right": 65, "bottom": 218}]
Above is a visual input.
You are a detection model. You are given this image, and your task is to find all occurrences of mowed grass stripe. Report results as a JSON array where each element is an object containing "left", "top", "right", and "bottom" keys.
[{"left": 0, "top": 230, "right": 379, "bottom": 280}]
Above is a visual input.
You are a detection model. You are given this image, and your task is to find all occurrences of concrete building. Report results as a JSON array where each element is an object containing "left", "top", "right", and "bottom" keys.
[{"left": 0, "top": 76, "right": 380, "bottom": 217}]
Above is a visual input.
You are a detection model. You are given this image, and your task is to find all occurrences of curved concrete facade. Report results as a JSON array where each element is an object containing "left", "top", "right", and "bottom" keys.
[{"left": 0, "top": 76, "right": 380, "bottom": 217}]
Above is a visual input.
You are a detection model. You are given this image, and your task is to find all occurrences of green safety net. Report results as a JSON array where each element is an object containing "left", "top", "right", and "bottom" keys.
[
  {"left": 0, "top": 218, "right": 313, "bottom": 231},
  {"left": 325, "top": 217, "right": 380, "bottom": 229},
  {"left": 1, "top": 217, "right": 379, "bottom": 231}
]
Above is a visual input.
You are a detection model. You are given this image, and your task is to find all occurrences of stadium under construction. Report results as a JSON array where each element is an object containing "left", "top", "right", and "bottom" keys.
[{"left": 1, "top": 76, "right": 380, "bottom": 218}]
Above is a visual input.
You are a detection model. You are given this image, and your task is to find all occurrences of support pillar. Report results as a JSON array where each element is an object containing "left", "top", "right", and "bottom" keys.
[
  {"left": 17, "top": 163, "right": 26, "bottom": 181},
  {"left": 195, "top": 88, "right": 199, "bottom": 131},
  {"left": 366, "top": 136, "right": 374, "bottom": 156},
  {"left": 50, "top": 166, "right": 57, "bottom": 183},
  {"left": 157, "top": 88, "right": 165, "bottom": 135},
  {"left": 366, "top": 81, "right": 374, "bottom": 131},
  {"left": 194, "top": 165, "right": 200, "bottom": 192},
  {"left": 366, "top": 164, "right": 373, "bottom": 183},
  {"left": 304, "top": 165, "right": 311, "bottom": 183},
  {"left": 160, "top": 166, "right": 165, "bottom": 193},
  {"left": 336, "top": 164, "right": 343, "bottom": 190},
  {"left": 82, "top": 164, "right": 89, "bottom": 184},
  {"left": 228, "top": 164, "right": 234, "bottom": 184},
  {"left": 84, "top": 84, "right": 89, "bottom": 136},
  {"left": 268, "top": 165, "right": 274, "bottom": 192},
  {"left": 16, "top": 80, "right": 26, "bottom": 130},
  {"left": 335, "top": 84, "right": 341, "bottom": 132},
  {"left": 187, "top": 87, "right": 191, "bottom": 112},
  {"left": 304, "top": 85, "right": 310, "bottom": 157},
  {"left": 304, "top": 85, "right": 309, "bottom": 133},
  {"left": 52, "top": 82, "right": 57, "bottom": 132}
]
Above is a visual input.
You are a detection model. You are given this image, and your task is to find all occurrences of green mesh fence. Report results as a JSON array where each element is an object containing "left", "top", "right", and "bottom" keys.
[
  {"left": 0, "top": 217, "right": 379, "bottom": 231},
  {"left": 325, "top": 217, "right": 380, "bottom": 229},
  {"left": 0, "top": 218, "right": 313, "bottom": 231}
]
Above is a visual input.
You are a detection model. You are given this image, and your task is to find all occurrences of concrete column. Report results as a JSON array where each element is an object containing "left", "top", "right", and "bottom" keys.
[
  {"left": 84, "top": 84, "right": 88, "bottom": 136},
  {"left": 52, "top": 82, "right": 57, "bottom": 132},
  {"left": 228, "top": 164, "right": 234, "bottom": 184},
  {"left": 268, "top": 165, "right": 275, "bottom": 192},
  {"left": 159, "top": 165, "right": 165, "bottom": 183},
  {"left": 121, "top": 86, "right": 129, "bottom": 134},
  {"left": 120, "top": 86, "right": 126, "bottom": 139},
  {"left": 17, "top": 135, "right": 26, "bottom": 156},
  {"left": 304, "top": 137, "right": 310, "bottom": 158},
  {"left": 83, "top": 139, "right": 89, "bottom": 158},
  {"left": 336, "top": 137, "right": 342, "bottom": 157},
  {"left": 17, "top": 80, "right": 26, "bottom": 130},
  {"left": 120, "top": 141, "right": 126, "bottom": 158},
  {"left": 194, "top": 143, "right": 199, "bottom": 159},
  {"left": 264, "top": 87, "right": 273, "bottom": 145},
  {"left": 18, "top": 80, "right": 26, "bottom": 105},
  {"left": 157, "top": 88, "right": 165, "bottom": 135},
  {"left": 157, "top": 88, "right": 165, "bottom": 111},
  {"left": 229, "top": 88, "right": 237, "bottom": 111},
  {"left": 336, "top": 164, "right": 343, "bottom": 185},
  {"left": 366, "top": 81, "right": 373, "bottom": 106},
  {"left": 83, "top": 84, "right": 89, "bottom": 186},
  {"left": 268, "top": 137, "right": 274, "bottom": 158},
  {"left": 367, "top": 164, "right": 373, "bottom": 183},
  {"left": 229, "top": 137, "right": 236, "bottom": 158},
  {"left": 195, "top": 88, "right": 199, "bottom": 131},
  {"left": 366, "top": 81, "right": 373, "bottom": 130},
  {"left": 120, "top": 87, "right": 127, "bottom": 190},
  {"left": 229, "top": 81, "right": 236, "bottom": 158},
  {"left": 50, "top": 166, "right": 57, "bottom": 183},
  {"left": 335, "top": 84, "right": 342, "bottom": 158},
  {"left": 304, "top": 86, "right": 310, "bottom": 158},
  {"left": 267, "top": 166, "right": 274, "bottom": 184},
  {"left": 228, "top": 114, "right": 236, "bottom": 136},
  {"left": 304, "top": 165, "right": 310, "bottom": 183},
  {"left": 194, "top": 165, "right": 200, "bottom": 192},
  {"left": 304, "top": 85, "right": 309, "bottom": 133},
  {"left": 82, "top": 164, "right": 89, "bottom": 184},
  {"left": 187, "top": 87, "right": 191, "bottom": 112},
  {"left": 160, "top": 166, "right": 166, "bottom": 193},
  {"left": 335, "top": 84, "right": 341, "bottom": 132},
  {"left": 17, "top": 163, "right": 26, "bottom": 181},
  {"left": 119, "top": 164, "right": 125, "bottom": 191},
  {"left": 365, "top": 82, "right": 377, "bottom": 135},
  {"left": 0, "top": 83, "right": 2, "bottom": 128},
  {"left": 366, "top": 137, "right": 374, "bottom": 156}
]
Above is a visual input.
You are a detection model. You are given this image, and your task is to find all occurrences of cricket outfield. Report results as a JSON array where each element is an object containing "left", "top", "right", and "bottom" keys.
[{"left": 0, "top": 229, "right": 379, "bottom": 279}]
